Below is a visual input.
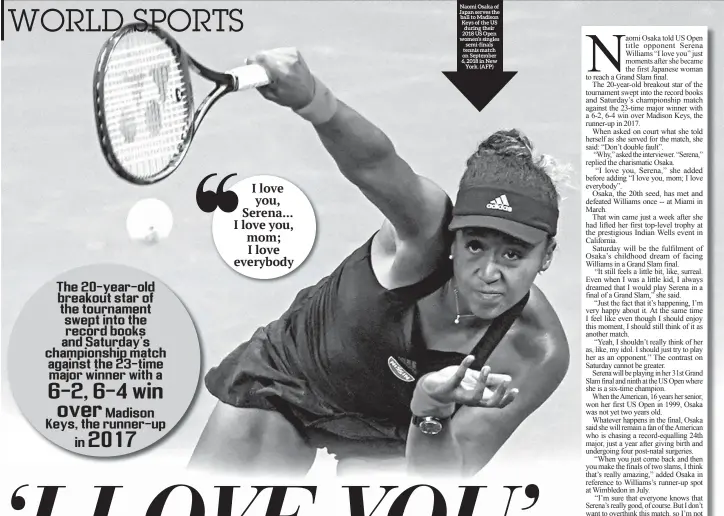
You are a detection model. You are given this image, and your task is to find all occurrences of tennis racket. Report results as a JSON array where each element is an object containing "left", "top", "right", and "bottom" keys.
[{"left": 93, "top": 22, "right": 270, "bottom": 185}]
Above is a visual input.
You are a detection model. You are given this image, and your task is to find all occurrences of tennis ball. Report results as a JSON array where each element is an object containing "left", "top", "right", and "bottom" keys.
[{"left": 126, "top": 198, "right": 173, "bottom": 244}]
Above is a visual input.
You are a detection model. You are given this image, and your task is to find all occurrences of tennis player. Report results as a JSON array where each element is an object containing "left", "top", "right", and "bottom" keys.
[{"left": 190, "top": 48, "right": 570, "bottom": 476}]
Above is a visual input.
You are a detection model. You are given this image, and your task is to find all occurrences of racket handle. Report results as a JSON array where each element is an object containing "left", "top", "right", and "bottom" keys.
[{"left": 226, "top": 64, "right": 271, "bottom": 91}]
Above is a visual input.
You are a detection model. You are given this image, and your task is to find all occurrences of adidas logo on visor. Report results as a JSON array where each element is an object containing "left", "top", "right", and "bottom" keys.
[{"left": 486, "top": 195, "right": 512, "bottom": 212}]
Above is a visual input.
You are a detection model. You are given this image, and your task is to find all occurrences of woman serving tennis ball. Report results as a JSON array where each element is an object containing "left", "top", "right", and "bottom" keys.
[{"left": 191, "top": 48, "right": 570, "bottom": 476}]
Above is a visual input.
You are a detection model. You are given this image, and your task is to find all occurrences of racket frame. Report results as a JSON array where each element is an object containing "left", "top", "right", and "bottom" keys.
[{"left": 93, "top": 23, "right": 240, "bottom": 185}]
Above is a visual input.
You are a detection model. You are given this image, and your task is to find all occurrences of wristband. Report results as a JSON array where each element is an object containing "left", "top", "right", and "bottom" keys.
[
  {"left": 293, "top": 76, "right": 338, "bottom": 125},
  {"left": 410, "top": 382, "right": 455, "bottom": 418}
]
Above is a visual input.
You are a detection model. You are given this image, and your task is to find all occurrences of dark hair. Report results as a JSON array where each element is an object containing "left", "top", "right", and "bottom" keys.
[{"left": 459, "top": 129, "right": 561, "bottom": 211}]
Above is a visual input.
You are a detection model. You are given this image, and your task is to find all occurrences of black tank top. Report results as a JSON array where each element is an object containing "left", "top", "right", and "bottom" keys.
[
  {"left": 409, "top": 291, "right": 530, "bottom": 377},
  {"left": 206, "top": 195, "right": 532, "bottom": 444},
  {"left": 263, "top": 230, "right": 530, "bottom": 430}
]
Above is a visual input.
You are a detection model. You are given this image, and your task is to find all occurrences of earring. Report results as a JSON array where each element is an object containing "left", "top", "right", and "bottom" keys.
[{"left": 449, "top": 254, "right": 453, "bottom": 260}]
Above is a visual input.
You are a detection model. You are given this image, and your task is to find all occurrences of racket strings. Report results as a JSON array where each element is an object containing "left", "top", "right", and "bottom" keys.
[{"left": 100, "top": 31, "right": 192, "bottom": 181}]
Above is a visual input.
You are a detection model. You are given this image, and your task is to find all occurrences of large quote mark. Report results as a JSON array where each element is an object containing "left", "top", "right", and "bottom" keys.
[
  {"left": 504, "top": 484, "right": 539, "bottom": 513},
  {"left": 196, "top": 174, "right": 239, "bottom": 213}
]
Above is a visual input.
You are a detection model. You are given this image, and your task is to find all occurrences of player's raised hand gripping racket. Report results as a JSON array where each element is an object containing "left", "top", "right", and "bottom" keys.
[{"left": 93, "top": 23, "right": 270, "bottom": 185}]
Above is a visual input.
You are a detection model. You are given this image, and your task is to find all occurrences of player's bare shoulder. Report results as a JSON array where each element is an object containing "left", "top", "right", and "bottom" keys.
[
  {"left": 508, "top": 285, "right": 570, "bottom": 377},
  {"left": 370, "top": 176, "right": 451, "bottom": 290}
]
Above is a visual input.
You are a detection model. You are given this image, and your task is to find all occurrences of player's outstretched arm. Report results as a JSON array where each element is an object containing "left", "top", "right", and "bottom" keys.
[
  {"left": 406, "top": 294, "right": 570, "bottom": 477},
  {"left": 248, "top": 48, "right": 447, "bottom": 246},
  {"left": 406, "top": 357, "right": 518, "bottom": 476}
]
